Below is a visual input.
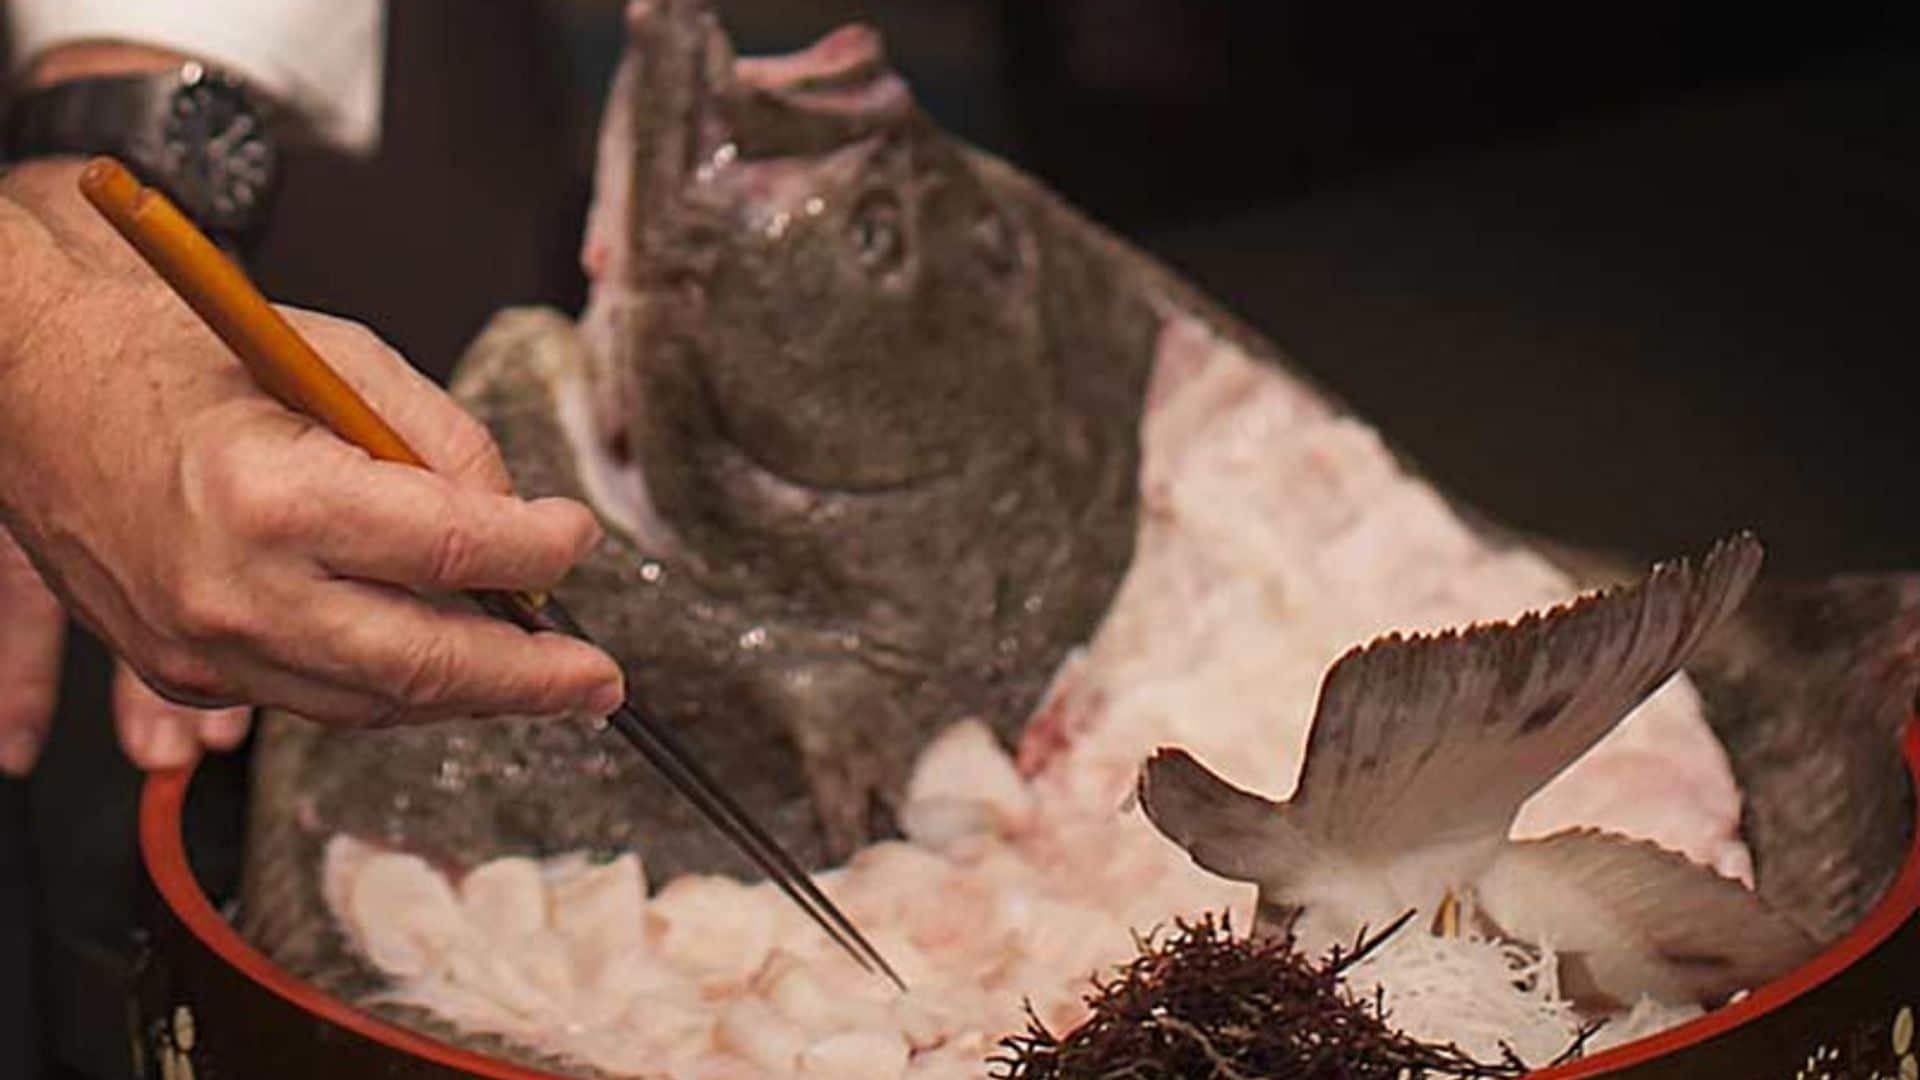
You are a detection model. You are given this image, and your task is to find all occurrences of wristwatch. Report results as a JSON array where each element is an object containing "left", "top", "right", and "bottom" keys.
[{"left": 3, "top": 61, "right": 281, "bottom": 251}]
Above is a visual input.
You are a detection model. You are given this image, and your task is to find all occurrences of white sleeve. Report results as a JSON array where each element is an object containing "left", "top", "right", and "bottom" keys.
[{"left": 5, "top": 0, "right": 386, "bottom": 155}]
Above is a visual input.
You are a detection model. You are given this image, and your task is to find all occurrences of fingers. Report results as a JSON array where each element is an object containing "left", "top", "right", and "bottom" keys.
[
  {"left": 112, "top": 661, "right": 253, "bottom": 771},
  {"left": 197, "top": 704, "right": 253, "bottom": 751},
  {"left": 306, "top": 456, "right": 604, "bottom": 592},
  {"left": 114, "top": 661, "right": 201, "bottom": 770},
  {"left": 279, "top": 308, "right": 518, "bottom": 494},
  {"left": 0, "top": 529, "right": 65, "bottom": 777},
  {"left": 255, "top": 579, "right": 624, "bottom": 726}
]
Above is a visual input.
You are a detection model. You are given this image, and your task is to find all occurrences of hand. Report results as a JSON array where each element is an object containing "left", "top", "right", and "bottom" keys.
[
  {"left": 0, "top": 159, "right": 625, "bottom": 730},
  {"left": 2, "top": 524, "right": 249, "bottom": 776}
]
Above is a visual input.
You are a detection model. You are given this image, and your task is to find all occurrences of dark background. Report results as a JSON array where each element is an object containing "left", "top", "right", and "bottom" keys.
[{"left": 7, "top": 1, "right": 1920, "bottom": 1076}]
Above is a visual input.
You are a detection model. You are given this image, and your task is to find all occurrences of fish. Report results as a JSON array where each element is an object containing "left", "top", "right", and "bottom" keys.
[
  {"left": 234, "top": 1, "right": 1919, "bottom": 1071},
  {"left": 1136, "top": 534, "right": 1820, "bottom": 1010}
]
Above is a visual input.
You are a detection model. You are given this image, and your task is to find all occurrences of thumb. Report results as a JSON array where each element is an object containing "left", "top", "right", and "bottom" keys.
[{"left": 0, "top": 528, "right": 64, "bottom": 777}]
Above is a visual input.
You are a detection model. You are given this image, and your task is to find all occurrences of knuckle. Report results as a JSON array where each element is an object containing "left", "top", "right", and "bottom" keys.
[
  {"left": 197, "top": 448, "right": 310, "bottom": 543},
  {"left": 443, "top": 413, "right": 511, "bottom": 489},
  {"left": 185, "top": 436, "right": 248, "bottom": 514},
  {"left": 342, "top": 320, "right": 392, "bottom": 356},
  {"left": 321, "top": 319, "right": 400, "bottom": 372},
  {"left": 248, "top": 484, "right": 317, "bottom": 545},
  {"left": 425, "top": 517, "right": 479, "bottom": 587},
  {"left": 391, "top": 634, "right": 461, "bottom": 711}
]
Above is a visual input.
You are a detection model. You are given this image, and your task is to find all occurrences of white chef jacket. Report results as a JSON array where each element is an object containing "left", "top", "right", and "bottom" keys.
[{"left": 4, "top": 0, "right": 386, "bottom": 154}]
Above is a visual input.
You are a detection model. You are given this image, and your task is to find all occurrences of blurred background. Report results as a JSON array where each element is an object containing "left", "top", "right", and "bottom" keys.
[
  {"left": 8, "top": 1, "right": 1920, "bottom": 1076},
  {"left": 248, "top": 0, "right": 1920, "bottom": 575}
]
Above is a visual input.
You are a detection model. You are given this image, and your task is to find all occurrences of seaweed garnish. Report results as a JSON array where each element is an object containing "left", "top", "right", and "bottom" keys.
[{"left": 989, "top": 910, "right": 1603, "bottom": 1079}]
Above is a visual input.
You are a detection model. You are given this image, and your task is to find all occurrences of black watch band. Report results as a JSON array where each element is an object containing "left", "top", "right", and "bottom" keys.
[{"left": 3, "top": 62, "right": 281, "bottom": 251}]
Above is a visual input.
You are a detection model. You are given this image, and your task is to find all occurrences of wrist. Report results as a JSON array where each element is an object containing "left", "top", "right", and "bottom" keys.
[
  {"left": 0, "top": 165, "right": 74, "bottom": 375},
  {"left": 0, "top": 182, "right": 73, "bottom": 527}
]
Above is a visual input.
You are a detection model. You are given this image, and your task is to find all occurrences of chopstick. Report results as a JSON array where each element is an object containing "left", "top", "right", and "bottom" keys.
[{"left": 77, "top": 157, "right": 906, "bottom": 992}]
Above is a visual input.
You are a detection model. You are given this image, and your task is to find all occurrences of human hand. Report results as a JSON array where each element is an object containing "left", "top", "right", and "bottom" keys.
[
  {"left": 2, "top": 524, "right": 251, "bottom": 776},
  {"left": 0, "top": 159, "right": 625, "bottom": 730}
]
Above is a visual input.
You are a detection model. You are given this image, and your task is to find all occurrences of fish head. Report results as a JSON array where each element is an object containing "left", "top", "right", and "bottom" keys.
[{"left": 583, "top": 1, "right": 1050, "bottom": 497}]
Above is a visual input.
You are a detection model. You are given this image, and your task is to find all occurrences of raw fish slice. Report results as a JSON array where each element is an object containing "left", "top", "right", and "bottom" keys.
[
  {"left": 550, "top": 853, "right": 647, "bottom": 960},
  {"left": 462, "top": 928, "right": 579, "bottom": 1021},
  {"left": 458, "top": 857, "right": 547, "bottom": 940},
  {"left": 347, "top": 852, "right": 470, "bottom": 979},
  {"left": 902, "top": 719, "right": 1035, "bottom": 836},
  {"left": 648, "top": 875, "right": 777, "bottom": 983},
  {"left": 714, "top": 995, "right": 808, "bottom": 1073},
  {"left": 795, "top": 1030, "right": 909, "bottom": 1078},
  {"left": 320, "top": 834, "right": 378, "bottom": 933}
]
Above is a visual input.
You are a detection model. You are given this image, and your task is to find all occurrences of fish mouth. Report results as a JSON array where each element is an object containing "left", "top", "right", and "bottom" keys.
[
  {"left": 733, "top": 24, "right": 913, "bottom": 133},
  {"left": 625, "top": 0, "right": 915, "bottom": 205}
]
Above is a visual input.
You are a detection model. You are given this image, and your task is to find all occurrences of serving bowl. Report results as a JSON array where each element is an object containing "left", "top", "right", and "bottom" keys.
[{"left": 129, "top": 714, "right": 1919, "bottom": 1079}]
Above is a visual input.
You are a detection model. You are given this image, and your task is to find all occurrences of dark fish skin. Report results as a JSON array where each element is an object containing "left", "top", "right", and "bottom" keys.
[{"left": 1683, "top": 574, "right": 1920, "bottom": 943}]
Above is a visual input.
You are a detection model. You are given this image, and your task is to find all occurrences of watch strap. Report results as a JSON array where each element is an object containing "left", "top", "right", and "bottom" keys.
[
  {"left": 4, "top": 66, "right": 279, "bottom": 251},
  {"left": 6, "top": 74, "right": 172, "bottom": 164}
]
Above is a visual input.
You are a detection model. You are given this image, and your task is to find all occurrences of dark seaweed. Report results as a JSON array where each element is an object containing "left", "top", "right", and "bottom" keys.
[{"left": 989, "top": 911, "right": 1601, "bottom": 1080}]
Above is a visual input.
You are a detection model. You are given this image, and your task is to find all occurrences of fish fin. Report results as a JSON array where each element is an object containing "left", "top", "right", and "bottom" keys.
[
  {"left": 1137, "top": 748, "right": 1315, "bottom": 887},
  {"left": 1290, "top": 533, "right": 1762, "bottom": 859},
  {"left": 1479, "top": 828, "right": 1820, "bottom": 1008}
]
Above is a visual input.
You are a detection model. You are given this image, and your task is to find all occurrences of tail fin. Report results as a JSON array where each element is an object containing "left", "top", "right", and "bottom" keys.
[{"left": 1287, "top": 534, "right": 1761, "bottom": 861}]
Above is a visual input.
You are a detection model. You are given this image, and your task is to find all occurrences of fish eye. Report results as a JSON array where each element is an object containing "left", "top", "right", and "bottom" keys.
[{"left": 848, "top": 193, "right": 905, "bottom": 275}]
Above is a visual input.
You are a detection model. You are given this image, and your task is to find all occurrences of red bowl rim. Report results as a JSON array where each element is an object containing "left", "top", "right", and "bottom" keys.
[{"left": 140, "top": 717, "right": 1920, "bottom": 1078}]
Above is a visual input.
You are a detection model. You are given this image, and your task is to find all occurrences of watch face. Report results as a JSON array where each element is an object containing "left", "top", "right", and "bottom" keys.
[{"left": 158, "top": 66, "right": 277, "bottom": 233}]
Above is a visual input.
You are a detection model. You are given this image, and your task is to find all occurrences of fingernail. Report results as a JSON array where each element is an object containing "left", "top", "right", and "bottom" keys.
[
  {"left": 143, "top": 717, "right": 200, "bottom": 770},
  {"left": 588, "top": 682, "right": 624, "bottom": 717},
  {"left": 0, "top": 729, "right": 44, "bottom": 777},
  {"left": 197, "top": 708, "right": 253, "bottom": 751},
  {"left": 535, "top": 498, "right": 604, "bottom": 553}
]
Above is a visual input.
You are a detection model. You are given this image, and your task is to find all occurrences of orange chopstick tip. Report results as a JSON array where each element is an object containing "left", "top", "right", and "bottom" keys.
[{"left": 77, "top": 157, "right": 136, "bottom": 203}]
